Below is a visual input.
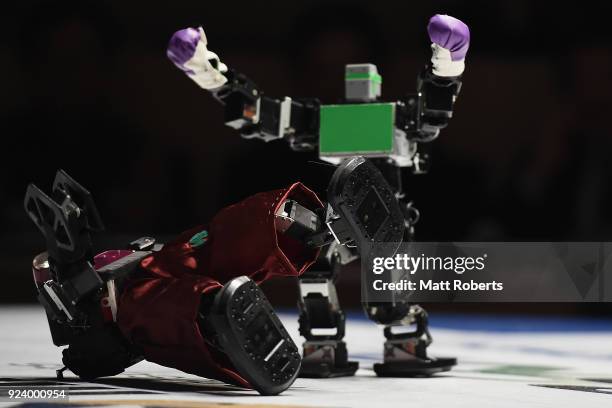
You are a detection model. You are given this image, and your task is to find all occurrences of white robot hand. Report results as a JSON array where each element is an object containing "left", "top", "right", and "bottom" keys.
[{"left": 167, "top": 26, "right": 228, "bottom": 90}]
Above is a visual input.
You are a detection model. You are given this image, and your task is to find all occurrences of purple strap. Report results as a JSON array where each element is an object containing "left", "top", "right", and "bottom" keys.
[{"left": 427, "top": 15, "right": 470, "bottom": 61}]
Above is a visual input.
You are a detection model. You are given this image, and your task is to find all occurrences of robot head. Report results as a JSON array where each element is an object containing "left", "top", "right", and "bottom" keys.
[{"left": 345, "top": 63, "right": 381, "bottom": 102}]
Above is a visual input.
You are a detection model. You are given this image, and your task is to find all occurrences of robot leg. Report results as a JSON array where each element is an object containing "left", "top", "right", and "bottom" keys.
[
  {"left": 297, "top": 245, "right": 359, "bottom": 378},
  {"left": 25, "top": 170, "right": 146, "bottom": 379}
]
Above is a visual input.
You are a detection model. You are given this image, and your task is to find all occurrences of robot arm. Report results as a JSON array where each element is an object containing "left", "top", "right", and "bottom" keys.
[
  {"left": 167, "top": 27, "right": 320, "bottom": 151},
  {"left": 25, "top": 171, "right": 106, "bottom": 325},
  {"left": 397, "top": 15, "right": 470, "bottom": 144},
  {"left": 215, "top": 71, "right": 320, "bottom": 151}
]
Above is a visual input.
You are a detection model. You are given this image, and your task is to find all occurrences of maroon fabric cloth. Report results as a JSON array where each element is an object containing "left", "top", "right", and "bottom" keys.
[{"left": 117, "top": 183, "right": 323, "bottom": 387}]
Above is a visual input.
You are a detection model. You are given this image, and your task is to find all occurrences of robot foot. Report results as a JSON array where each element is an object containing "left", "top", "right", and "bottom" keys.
[
  {"left": 299, "top": 341, "right": 359, "bottom": 378},
  {"left": 300, "top": 362, "right": 359, "bottom": 378},
  {"left": 327, "top": 156, "right": 406, "bottom": 255},
  {"left": 367, "top": 304, "right": 457, "bottom": 377},
  {"left": 206, "top": 276, "right": 301, "bottom": 395},
  {"left": 373, "top": 357, "right": 457, "bottom": 377}
]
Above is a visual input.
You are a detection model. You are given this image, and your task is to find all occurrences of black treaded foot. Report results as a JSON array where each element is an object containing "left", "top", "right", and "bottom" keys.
[
  {"left": 373, "top": 357, "right": 457, "bottom": 377},
  {"left": 209, "top": 276, "right": 301, "bottom": 395},
  {"left": 299, "top": 360, "right": 359, "bottom": 378}
]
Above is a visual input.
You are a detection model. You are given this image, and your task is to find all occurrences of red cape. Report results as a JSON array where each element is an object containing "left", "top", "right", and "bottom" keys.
[{"left": 117, "top": 183, "right": 323, "bottom": 387}]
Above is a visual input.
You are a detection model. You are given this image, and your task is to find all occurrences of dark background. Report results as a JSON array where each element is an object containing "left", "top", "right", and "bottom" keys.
[{"left": 2, "top": 0, "right": 612, "bottom": 315}]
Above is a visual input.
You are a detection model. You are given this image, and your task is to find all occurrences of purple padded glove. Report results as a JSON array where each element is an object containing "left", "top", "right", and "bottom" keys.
[
  {"left": 166, "top": 26, "right": 228, "bottom": 89},
  {"left": 427, "top": 15, "right": 470, "bottom": 61},
  {"left": 167, "top": 27, "right": 201, "bottom": 73}
]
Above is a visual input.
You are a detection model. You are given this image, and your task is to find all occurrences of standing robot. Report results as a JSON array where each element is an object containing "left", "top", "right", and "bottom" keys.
[{"left": 167, "top": 14, "right": 470, "bottom": 377}]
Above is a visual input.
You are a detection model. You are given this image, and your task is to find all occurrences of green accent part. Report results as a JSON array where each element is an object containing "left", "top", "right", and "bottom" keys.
[
  {"left": 319, "top": 103, "right": 395, "bottom": 156},
  {"left": 345, "top": 72, "right": 382, "bottom": 84},
  {"left": 189, "top": 230, "right": 209, "bottom": 248}
]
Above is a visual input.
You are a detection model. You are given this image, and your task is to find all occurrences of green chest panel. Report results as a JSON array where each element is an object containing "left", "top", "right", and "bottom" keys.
[{"left": 319, "top": 102, "right": 395, "bottom": 157}]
